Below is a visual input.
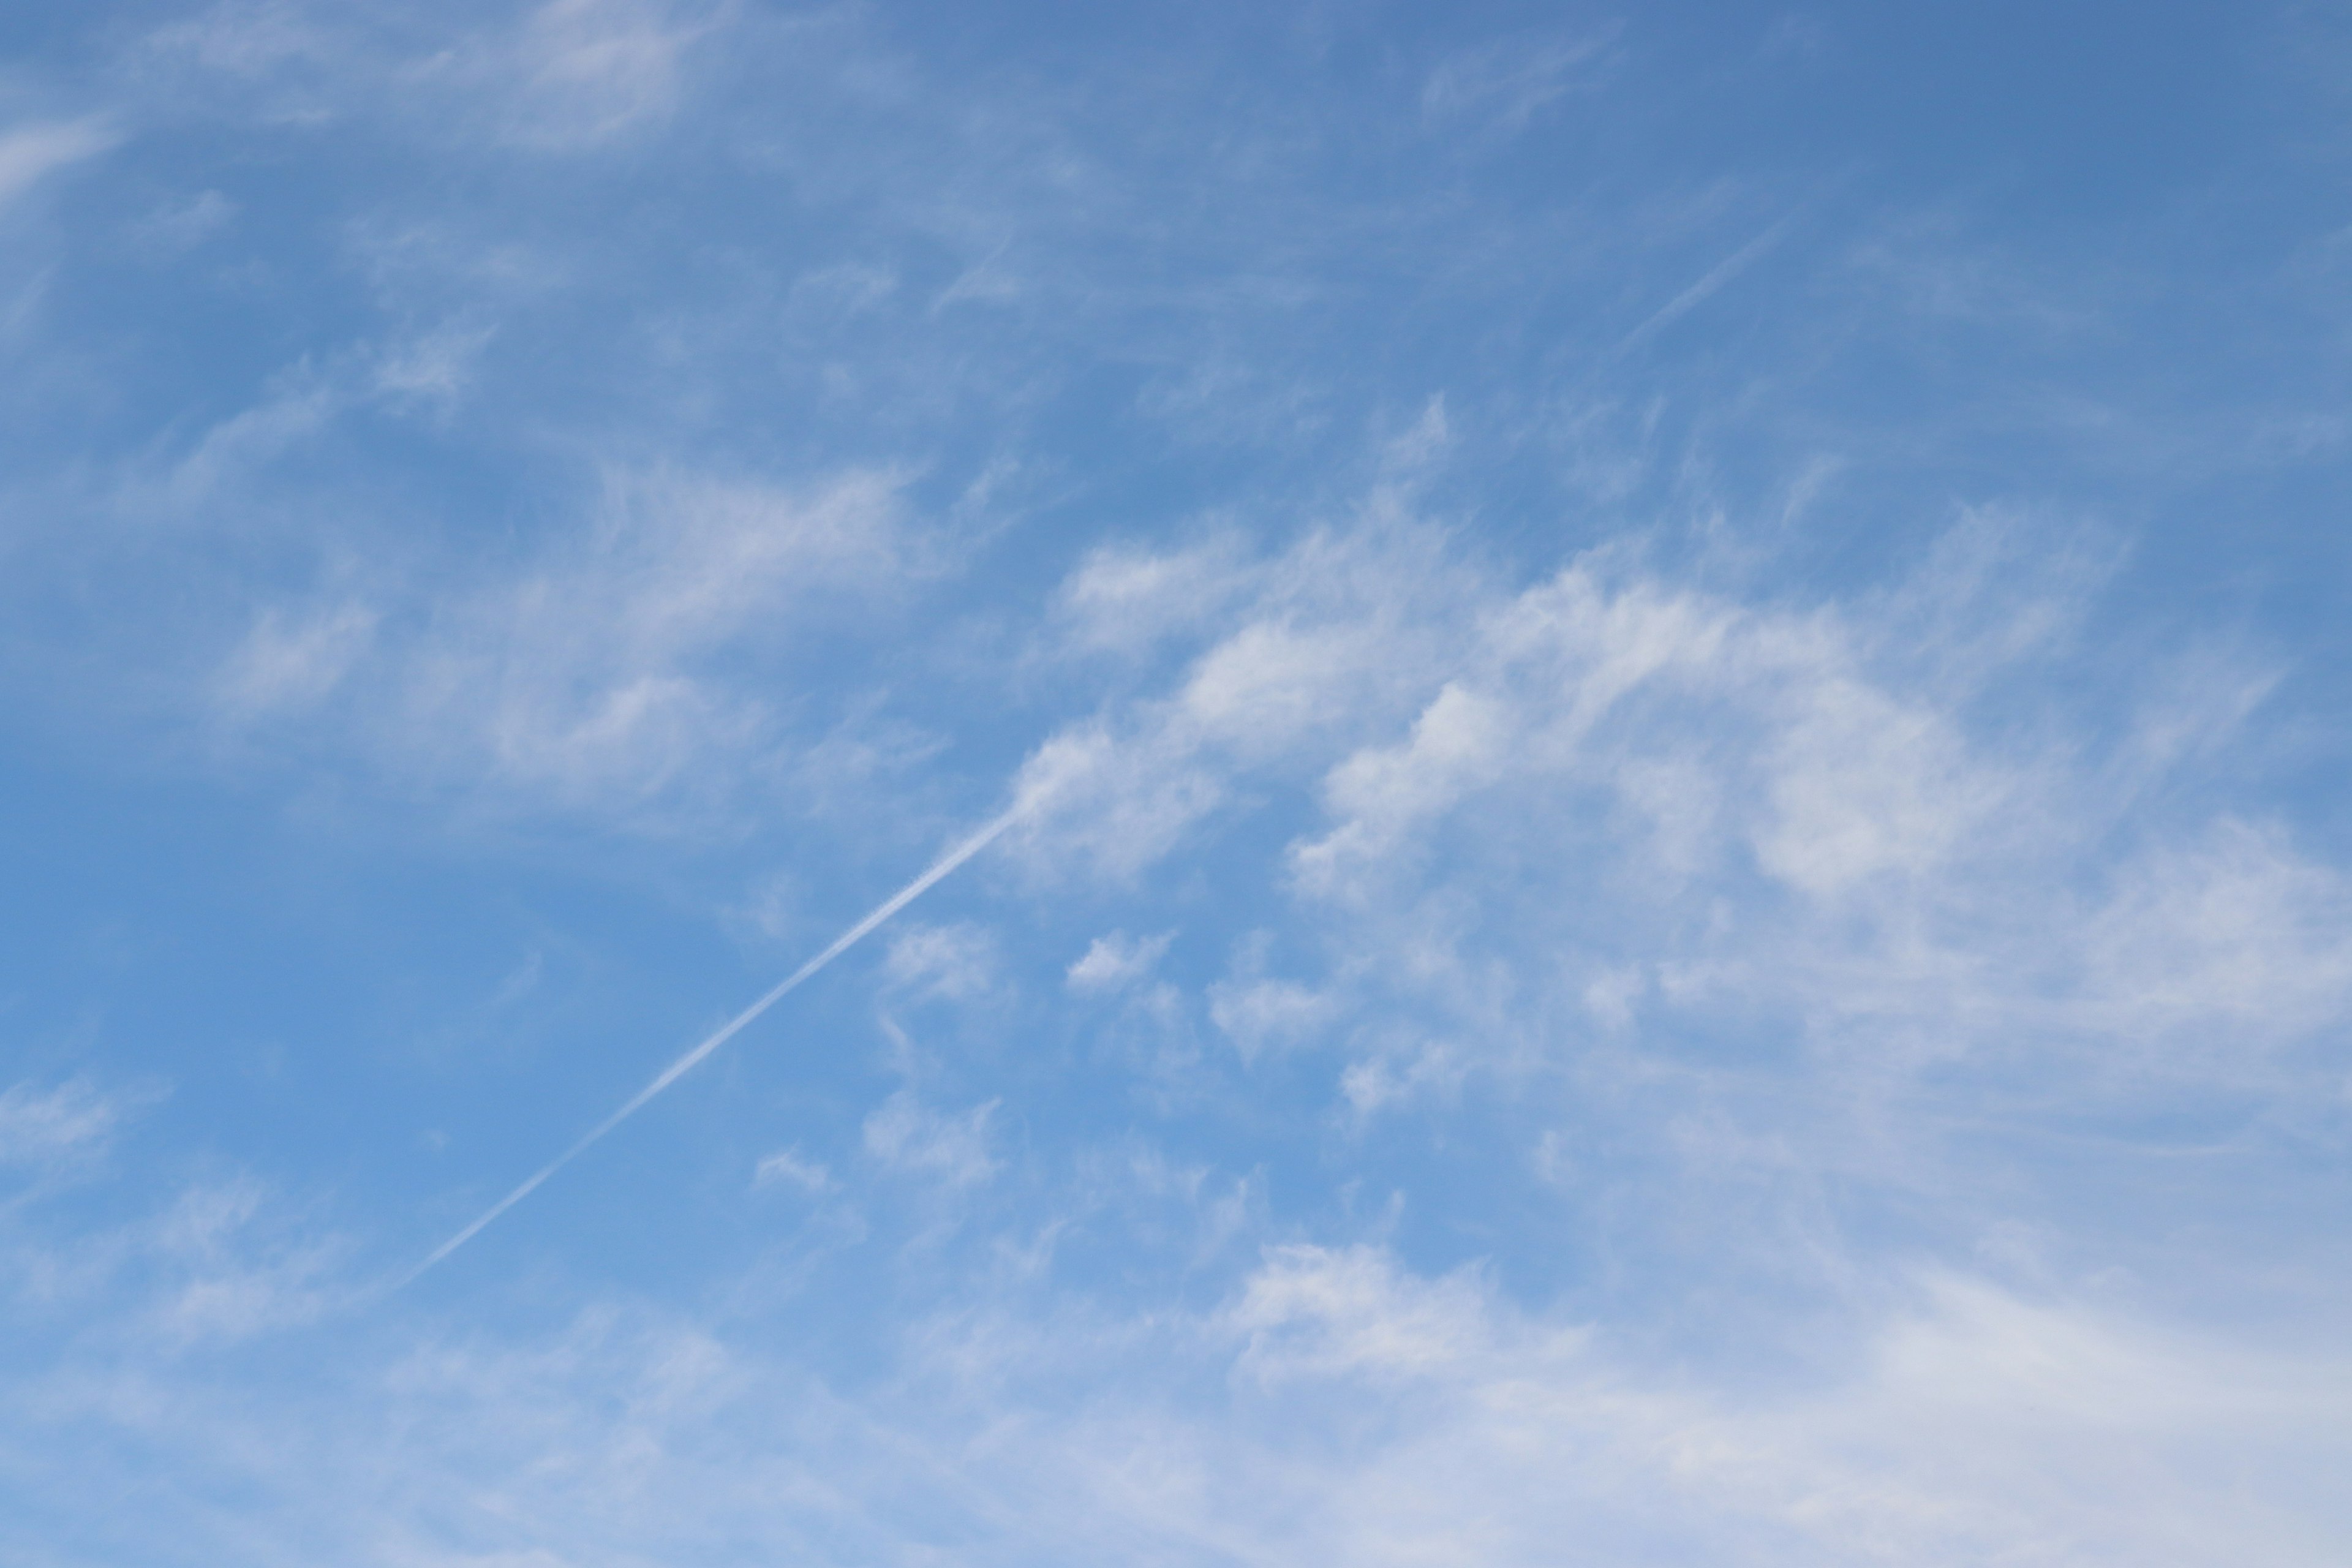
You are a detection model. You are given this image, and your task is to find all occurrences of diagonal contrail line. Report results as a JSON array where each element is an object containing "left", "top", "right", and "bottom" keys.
[
  {"left": 1612, "top": 210, "right": 1801, "bottom": 358},
  {"left": 394, "top": 805, "right": 1025, "bottom": 1289}
]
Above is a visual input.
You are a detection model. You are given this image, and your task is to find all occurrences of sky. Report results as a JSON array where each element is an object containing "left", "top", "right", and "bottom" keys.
[{"left": 3, "top": 1, "right": 2351, "bottom": 1562}]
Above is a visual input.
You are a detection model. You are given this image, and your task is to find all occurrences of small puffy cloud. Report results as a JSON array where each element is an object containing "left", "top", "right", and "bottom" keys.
[
  {"left": 1336, "top": 1038, "right": 1465, "bottom": 1116},
  {"left": 1014, "top": 521, "right": 1477, "bottom": 880},
  {"left": 1065, "top": 930, "right": 1172, "bottom": 995},
  {"left": 1290, "top": 681, "right": 1509, "bottom": 898},
  {"left": 883, "top": 923, "right": 998, "bottom": 1004}
]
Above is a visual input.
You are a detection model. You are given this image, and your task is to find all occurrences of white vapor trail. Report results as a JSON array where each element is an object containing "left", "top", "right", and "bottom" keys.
[
  {"left": 396, "top": 805, "right": 1025, "bottom": 1287},
  {"left": 1613, "top": 210, "right": 1800, "bottom": 356}
]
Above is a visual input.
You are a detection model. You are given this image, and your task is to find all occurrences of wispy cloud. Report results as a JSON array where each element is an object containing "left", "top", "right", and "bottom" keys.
[
  {"left": 0, "top": 119, "right": 119, "bottom": 211},
  {"left": 753, "top": 1145, "right": 833, "bottom": 1193},
  {"left": 214, "top": 602, "right": 378, "bottom": 718},
  {"left": 0, "top": 1080, "right": 123, "bottom": 1173},
  {"left": 412, "top": 0, "right": 723, "bottom": 150},
  {"left": 863, "top": 1091, "right": 1000, "bottom": 1188},
  {"left": 3, "top": 4, "right": 2347, "bottom": 1562},
  {"left": 198, "top": 462, "right": 937, "bottom": 823},
  {"left": 1066, "top": 929, "right": 1172, "bottom": 995},
  {"left": 1422, "top": 28, "right": 1620, "bottom": 131},
  {"left": 12, "top": 1232, "right": 2345, "bottom": 1565}
]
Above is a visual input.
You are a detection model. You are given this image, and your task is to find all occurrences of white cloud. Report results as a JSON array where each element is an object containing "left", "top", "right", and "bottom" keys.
[
  {"left": 1006, "top": 502, "right": 2351, "bottom": 1131},
  {"left": 0, "top": 1080, "right": 121, "bottom": 1172},
  {"left": 1422, "top": 30, "right": 1618, "bottom": 129},
  {"left": 1009, "top": 718, "right": 1231, "bottom": 881},
  {"left": 160, "top": 1246, "right": 2352, "bottom": 1562},
  {"left": 1011, "top": 520, "right": 1477, "bottom": 879},
  {"left": 1751, "top": 668, "right": 2003, "bottom": 897},
  {"left": 862, "top": 1091, "right": 999, "bottom": 1187},
  {"left": 1289, "top": 680, "right": 1510, "bottom": 897},
  {"left": 753, "top": 1147, "right": 832, "bottom": 1193},
  {"left": 1199, "top": 1247, "right": 2352, "bottom": 1566},
  {"left": 130, "top": 189, "right": 238, "bottom": 254},
  {"left": 1, "top": 1145, "right": 340, "bottom": 1346},
  {"left": 401, "top": 0, "right": 718, "bottom": 151},
  {"left": 516, "top": 0, "right": 695, "bottom": 132},
  {"left": 209, "top": 463, "right": 930, "bottom": 823},
  {"left": 1208, "top": 973, "right": 1340, "bottom": 1061},
  {"left": 1050, "top": 533, "right": 1255, "bottom": 660},
  {"left": 215, "top": 602, "right": 378, "bottom": 718},
  {"left": 1228, "top": 1243, "right": 1517, "bottom": 1381},
  {"left": 2075, "top": 818, "right": 2352, "bottom": 1061},
  {"left": 145, "top": 0, "right": 334, "bottom": 78},
  {"left": 1336, "top": 1038, "right": 1466, "bottom": 1115},
  {"left": 3, "top": 1136, "right": 2345, "bottom": 1568},
  {"left": 1066, "top": 930, "right": 1172, "bottom": 995},
  {"left": 146, "top": 1180, "right": 342, "bottom": 1344},
  {"left": 0, "top": 119, "right": 118, "bottom": 212},
  {"left": 372, "top": 321, "right": 496, "bottom": 407},
  {"left": 883, "top": 922, "right": 999, "bottom": 1004},
  {"left": 159, "top": 372, "right": 343, "bottom": 504},
  {"left": 0, "top": 28, "right": 2342, "bottom": 1564}
]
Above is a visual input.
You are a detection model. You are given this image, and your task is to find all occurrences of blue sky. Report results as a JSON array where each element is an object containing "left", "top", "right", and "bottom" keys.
[{"left": 4, "top": 1, "right": 2351, "bottom": 1562}]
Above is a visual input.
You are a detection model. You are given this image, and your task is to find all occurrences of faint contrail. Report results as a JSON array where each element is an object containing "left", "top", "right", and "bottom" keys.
[
  {"left": 395, "top": 804, "right": 1025, "bottom": 1287},
  {"left": 1613, "top": 211, "right": 1801, "bottom": 358}
]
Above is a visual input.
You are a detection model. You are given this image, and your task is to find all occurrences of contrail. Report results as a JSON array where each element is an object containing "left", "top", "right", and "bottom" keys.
[
  {"left": 1613, "top": 210, "right": 1801, "bottom": 358},
  {"left": 395, "top": 804, "right": 1025, "bottom": 1288}
]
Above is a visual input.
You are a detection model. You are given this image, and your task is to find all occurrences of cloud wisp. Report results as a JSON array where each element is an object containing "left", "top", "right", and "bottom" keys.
[
  {"left": 396, "top": 802, "right": 1026, "bottom": 1287},
  {"left": 4, "top": 5, "right": 2349, "bottom": 1562},
  {"left": 0, "top": 118, "right": 118, "bottom": 211}
]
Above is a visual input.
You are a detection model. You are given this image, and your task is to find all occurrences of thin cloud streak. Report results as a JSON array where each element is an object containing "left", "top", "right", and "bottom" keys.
[
  {"left": 1613, "top": 209, "right": 1801, "bottom": 356},
  {"left": 396, "top": 804, "right": 1026, "bottom": 1287},
  {"left": 0, "top": 118, "right": 118, "bottom": 209}
]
